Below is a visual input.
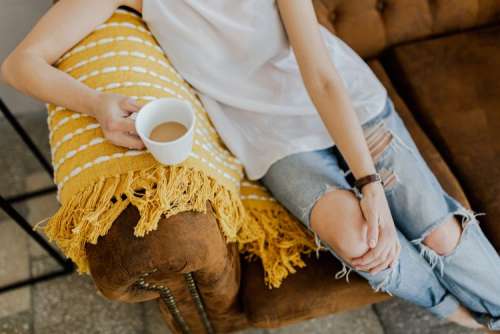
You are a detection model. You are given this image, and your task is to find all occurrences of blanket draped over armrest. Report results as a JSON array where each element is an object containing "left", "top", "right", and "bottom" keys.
[{"left": 42, "top": 9, "right": 318, "bottom": 289}]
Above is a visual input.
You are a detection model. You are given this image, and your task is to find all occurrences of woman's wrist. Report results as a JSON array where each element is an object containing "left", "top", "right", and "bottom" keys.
[
  {"left": 85, "top": 90, "right": 104, "bottom": 118},
  {"left": 354, "top": 173, "right": 380, "bottom": 190},
  {"left": 349, "top": 154, "right": 377, "bottom": 180},
  {"left": 361, "top": 181, "right": 384, "bottom": 196}
]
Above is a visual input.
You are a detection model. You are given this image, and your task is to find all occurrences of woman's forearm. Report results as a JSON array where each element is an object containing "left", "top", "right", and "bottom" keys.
[
  {"left": 1, "top": 50, "right": 145, "bottom": 150},
  {"left": 276, "top": 0, "right": 376, "bottom": 180},
  {"left": 0, "top": 0, "right": 134, "bottom": 118},
  {"left": 2, "top": 52, "right": 99, "bottom": 117},
  {"left": 308, "top": 71, "right": 376, "bottom": 180}
]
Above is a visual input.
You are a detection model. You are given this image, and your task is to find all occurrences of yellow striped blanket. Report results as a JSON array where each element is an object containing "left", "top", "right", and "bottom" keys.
[{"left": 43, "top": 9, "right": 317, "bottom": 289}]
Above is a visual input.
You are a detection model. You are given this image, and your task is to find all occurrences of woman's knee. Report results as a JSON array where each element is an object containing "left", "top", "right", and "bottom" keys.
[
  {"left": 423, "top": 215, "right": 462, "bottom": 256},
  {"left": 310, "top": 189, "right": 369, "bottom": 262}
]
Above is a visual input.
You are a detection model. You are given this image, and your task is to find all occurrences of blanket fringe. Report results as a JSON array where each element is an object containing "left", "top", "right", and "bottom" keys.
[
  {"left": 237, "top": 204, "right": 318, "bottom": 288},
  {"left": 41, "top": 165, "right": 317, "bottom": 288}
]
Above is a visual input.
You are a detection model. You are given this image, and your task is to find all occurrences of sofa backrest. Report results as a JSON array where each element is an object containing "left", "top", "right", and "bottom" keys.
[
  {"left": 313, "top": 0, "right": 500, "bottom": 58},
  {"left": 49, "top": 0, "right": 500, "bottom": 59}
]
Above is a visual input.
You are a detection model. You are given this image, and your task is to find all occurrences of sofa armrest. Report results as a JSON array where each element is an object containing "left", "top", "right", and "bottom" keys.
[{"left": 85, "top": 202, "right": 247, "bottom": 333}]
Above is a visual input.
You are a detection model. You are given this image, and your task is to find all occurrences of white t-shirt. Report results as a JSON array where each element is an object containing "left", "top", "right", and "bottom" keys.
[{"left": 142, "top": 0, "right": 388, "bottom": 180}]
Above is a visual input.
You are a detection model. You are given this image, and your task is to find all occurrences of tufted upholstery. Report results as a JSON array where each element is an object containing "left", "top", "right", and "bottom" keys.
[{"left": 313, "top": 0, "right": 500, "bottom": 58}]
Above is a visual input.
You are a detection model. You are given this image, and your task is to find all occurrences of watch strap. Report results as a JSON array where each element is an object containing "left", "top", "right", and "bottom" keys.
[{"left": 354, "top": 173, "right": 383, "bottom": 191}]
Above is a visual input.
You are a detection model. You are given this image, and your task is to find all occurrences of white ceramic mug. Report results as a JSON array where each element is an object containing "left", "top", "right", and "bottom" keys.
[{"left": 135, "top": 98, "right": 196, "bottom": 165}]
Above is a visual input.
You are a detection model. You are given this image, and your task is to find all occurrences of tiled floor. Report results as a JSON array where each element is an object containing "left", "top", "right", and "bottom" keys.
[{"left": 0, "top": 112, "right": 482, "bottom": 333}]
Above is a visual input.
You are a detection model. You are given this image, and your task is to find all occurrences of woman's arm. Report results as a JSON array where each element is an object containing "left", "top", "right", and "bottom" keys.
[
  {"left": 277, "top": 0, "right": 399, "bottom": 273},
  {"left": 276, "top": 1, "right": 375, "bottom": 180},
  {"left": 0, "top": 0, "right": 145, "bottom": 149}
]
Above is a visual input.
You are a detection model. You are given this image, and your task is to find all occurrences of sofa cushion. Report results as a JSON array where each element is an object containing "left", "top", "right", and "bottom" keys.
[
  {"left": 242, "top": 60, "right": 469, "bottom": 327},
  {"left": 242, "top": 253, "right": 388, "bottom": 328},
  {"left": 384, "top": 25, "right": 500, "bottom": 250}
]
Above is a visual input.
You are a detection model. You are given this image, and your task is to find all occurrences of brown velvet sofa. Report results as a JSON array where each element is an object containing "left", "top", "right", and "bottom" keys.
[{"left": 50, "top": 1, "right": 500, "bottom": 333}]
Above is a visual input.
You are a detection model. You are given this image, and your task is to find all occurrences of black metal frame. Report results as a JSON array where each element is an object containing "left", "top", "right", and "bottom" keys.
[{"left": 0, "top": 98, "right": 74, "bottom": 294}]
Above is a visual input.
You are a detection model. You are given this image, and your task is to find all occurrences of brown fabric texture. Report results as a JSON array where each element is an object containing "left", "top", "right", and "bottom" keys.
[
  {"left": 313, "top": 0, "right": 500, "bottom": 58},
  {"left": 240, "top": 59, "right": 470, "bottom": 327},
  {"left": 384, "top": 25, "right": 500, "bottom": 250},
  {"left": 242, "top": 253, "right": 389, "bottom": 328},
  {"left": 86, "top": 203, "right": 246, "bottom": 333}
]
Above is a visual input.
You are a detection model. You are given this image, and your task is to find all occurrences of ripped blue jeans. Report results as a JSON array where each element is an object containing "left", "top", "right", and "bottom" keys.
[{"left": 259, "top": 98, "right": 500, "bottom": 330}]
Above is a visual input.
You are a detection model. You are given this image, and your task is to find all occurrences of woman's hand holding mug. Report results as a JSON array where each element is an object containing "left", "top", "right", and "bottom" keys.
[{"left": 90, "top": 93, "right": 145, "bottom": 150}]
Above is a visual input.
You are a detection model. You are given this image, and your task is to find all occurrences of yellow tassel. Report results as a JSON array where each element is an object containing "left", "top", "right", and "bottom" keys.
[
  {"left": 238, "top": 204, "right": 317, "bottom": 288},
  {"left": 43, "top": 165, "right": 244, "bottom": 274},
  {"left": 43, "top": 164, "right": 318, "bottom": 288}
]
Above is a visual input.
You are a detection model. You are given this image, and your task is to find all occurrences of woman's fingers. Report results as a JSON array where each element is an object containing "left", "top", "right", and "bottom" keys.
[
  {"left": 353, "top": 243, "right": 390, "bottom": 271},
  {"left": 353, "top": 184, "right": 399, "bottom": 273},
  {"left": 110, "top": 132, "right": 144, "bottom": 150},
  {"left": 351, "top": 235, "right": 388, "bottom": 268},
  {"left": 370, "top": 255, "right": 393, "bottom": 275},
  {"left": 119, "top": 97, "right": 141, "bottom": 113},
  {"left": 361, "top": 205, "right": 379, "bottom": 248},
  {"left": 372, "top": 242, "right": 397, "bottom": 274},
  {"left": 367, "top": 216, "right": 379, "bottom": 249},
  {"left": 354, "top": 238, "right": 400, "bottom": 273},
  {"left": 112, "top": 117, "right": 138, "bottom": 135}
]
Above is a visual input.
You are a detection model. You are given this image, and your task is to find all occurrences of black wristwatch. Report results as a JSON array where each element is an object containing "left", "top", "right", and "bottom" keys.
[{"left": 354, "top": 173, "right": 383, "bottom": 192}]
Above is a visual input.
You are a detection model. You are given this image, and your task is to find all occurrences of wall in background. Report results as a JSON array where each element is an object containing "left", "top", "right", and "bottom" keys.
[{"left": 0, "top": 0, "right": 52, "bottom": 115}]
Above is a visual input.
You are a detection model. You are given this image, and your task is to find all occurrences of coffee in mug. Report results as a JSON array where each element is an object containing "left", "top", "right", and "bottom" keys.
[
  {"left": 149, "top": 121, "right": 188, "bottom": 142},
  {"left": 135, "top": 98, "right": 195, "bottom": 165}
]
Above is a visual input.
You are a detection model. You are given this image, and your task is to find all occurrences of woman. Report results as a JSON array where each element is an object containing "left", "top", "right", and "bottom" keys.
[{"left": 2, "top": 0, "right": 499, "bottom": 330}]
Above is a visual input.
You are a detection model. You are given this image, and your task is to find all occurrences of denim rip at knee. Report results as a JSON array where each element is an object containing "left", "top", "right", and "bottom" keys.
[{"left": 311, "top": 100, "right": 486, "bottom": 297}]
